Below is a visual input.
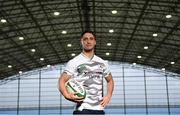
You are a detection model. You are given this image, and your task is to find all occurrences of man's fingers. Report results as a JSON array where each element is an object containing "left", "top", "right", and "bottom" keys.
[
  {"left": 100, "top": 98, "right": 105, "bottom": 106},
  {"left": 67, "top": 92, "right": 85, "bottom": 104},
  {"left": 101, "top": 101, "right": 107, "bottom": 107},
  {"left": 71, "top": 94, "right": 84, "bottom": 102},
  {"left": 100, "top": 96, "right": 109, "bottom": 107},
  {"left": 72, "top": 92, "right": 85, "bottom": 100}
]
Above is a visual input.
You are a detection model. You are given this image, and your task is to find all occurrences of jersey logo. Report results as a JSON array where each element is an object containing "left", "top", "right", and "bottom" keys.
[{"left": 77, "top": 61, "right": 105, "bottom": 78}]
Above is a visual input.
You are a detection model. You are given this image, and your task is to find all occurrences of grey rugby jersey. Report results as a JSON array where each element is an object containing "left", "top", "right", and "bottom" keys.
[{"left": 64, "top": 53, "right": 110, "bottom": 110}]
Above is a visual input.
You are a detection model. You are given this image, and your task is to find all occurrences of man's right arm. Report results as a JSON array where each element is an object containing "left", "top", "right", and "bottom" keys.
[
  {"left": 58, "top": 72, "right": 71, "bottom": 99},
  {"left": 58, "top": 72, "right": 84, "bottom": 103}
]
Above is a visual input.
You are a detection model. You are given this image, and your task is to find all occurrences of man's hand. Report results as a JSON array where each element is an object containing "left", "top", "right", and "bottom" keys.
[
  {"left": 100, "top": 95, "right": 111, "bottom": 107},
  {"left": 100, "top": 73, "right": 114, "bottom": 107},
  {"left": 65, "top": 92, "right": 84, "bottom": 103}
]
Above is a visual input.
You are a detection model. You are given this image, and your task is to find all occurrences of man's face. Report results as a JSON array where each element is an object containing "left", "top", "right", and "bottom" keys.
[{"left": 81, "top": 32, "right": 96, "bottom": 52}]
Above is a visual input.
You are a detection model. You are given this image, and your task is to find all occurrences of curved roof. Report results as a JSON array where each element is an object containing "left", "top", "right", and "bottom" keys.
[{"left": 0, "top": 0, "right": 180, "bottom": 79}]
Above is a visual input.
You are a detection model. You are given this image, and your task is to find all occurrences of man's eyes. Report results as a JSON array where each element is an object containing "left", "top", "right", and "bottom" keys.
[
  {"left": 90, "top": 37, "right": 95, "bottom": 40},
  {"left": 83, "top": 37, "right": 94, "bottom": 40}
]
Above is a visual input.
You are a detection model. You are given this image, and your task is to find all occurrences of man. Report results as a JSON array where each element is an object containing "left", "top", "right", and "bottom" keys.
[{"left": 58, "top": 31, "right": 114, "bottom": 115}]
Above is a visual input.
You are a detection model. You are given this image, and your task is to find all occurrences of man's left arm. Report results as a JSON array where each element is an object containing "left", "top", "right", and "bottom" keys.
[{"left": 100, "top": 73, "right": 114, "bottom": 107}]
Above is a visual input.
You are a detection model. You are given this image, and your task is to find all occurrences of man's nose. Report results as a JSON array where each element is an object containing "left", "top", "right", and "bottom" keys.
[{"left": 87, "top": 38, "right": 91, "bottom": 43}]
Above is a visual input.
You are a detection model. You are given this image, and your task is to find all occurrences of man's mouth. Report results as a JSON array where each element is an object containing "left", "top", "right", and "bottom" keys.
[{"left": 86, "top": 45, "right": 91, "bottom": 47}]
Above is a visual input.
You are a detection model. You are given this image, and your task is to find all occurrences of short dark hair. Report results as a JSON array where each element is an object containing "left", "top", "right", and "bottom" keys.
[{"left": 81, "top": 31, "right": 96, "bottom": 39}]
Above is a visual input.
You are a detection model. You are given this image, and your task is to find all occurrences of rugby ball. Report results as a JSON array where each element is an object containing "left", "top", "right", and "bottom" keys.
[{"left": 65, "top": 79, "right": 86, "bottom": 99}]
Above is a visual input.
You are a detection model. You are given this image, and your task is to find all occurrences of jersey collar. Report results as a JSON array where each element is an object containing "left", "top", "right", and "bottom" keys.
[{"left": 81, "top": 52, "right": 95, "bottom": 61}]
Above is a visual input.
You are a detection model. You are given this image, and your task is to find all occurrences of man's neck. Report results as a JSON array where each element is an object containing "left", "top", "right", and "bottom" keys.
[{"left": 82, "top": 50, "right": 94, "bottom": 59}]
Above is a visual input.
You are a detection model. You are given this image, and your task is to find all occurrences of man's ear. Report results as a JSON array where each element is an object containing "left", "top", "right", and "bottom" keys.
[{"left": 81, "top": 40, "right": 83, "bottom": 45}]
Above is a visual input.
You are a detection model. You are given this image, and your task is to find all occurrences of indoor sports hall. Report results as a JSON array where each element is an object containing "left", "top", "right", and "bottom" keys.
[{"left": 0, "top": 0, "right": 180, "bottom": 115}]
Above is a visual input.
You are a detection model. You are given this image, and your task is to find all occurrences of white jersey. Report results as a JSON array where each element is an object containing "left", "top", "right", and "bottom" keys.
[{"left": 64, "top": 53, "right": 110, "bottom": 111}]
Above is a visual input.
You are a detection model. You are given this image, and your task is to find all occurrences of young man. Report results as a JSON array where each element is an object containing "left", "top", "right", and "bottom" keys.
[{"left": 58, "top": 31, "right": 114, "bottom": 115}]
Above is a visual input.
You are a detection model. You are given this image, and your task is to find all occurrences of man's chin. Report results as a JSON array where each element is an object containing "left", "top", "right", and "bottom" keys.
[{"left": 83, "top": 48, "right": 94, "bottom": 52}]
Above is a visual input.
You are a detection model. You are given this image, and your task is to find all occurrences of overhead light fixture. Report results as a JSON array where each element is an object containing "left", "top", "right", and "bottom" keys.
[
  {"left": 19, "top": 37, "right": 24, "bottom": 40},
  {"left": 107, "top": 43, "right": 112, "bottom": 46},
  {"left": 62, "top": 30, "right": 67, "bottom": 34},
  {"left": 166, "top": 14, "right": 172, "bottom": 19},
  {"left": 171, "top": 61, "right": 175, "bottom": 64},
  {"left": 106, "top": 52, "right": 110, "bottom": 56},
  {"left": 40, "top": 58, "right": 44, "bottom": 61},
  {"left": 1, "top": 19, "right": 7, "bottom": 23},
  {"left": 111, "top": 10, "right": 117, "bottom": 14},
  {"left": 31, "top": 49, "right": 36, "bottom": 52},
  {"left": 19, "top": 71, "right": 23, "bottom": 74},
  {"left": 153, "top": 33, "right": 158, "bottom": 37},
  {"left": 144, "top": 46, "right": 148, "bottom": 49},
  {"left": 47, "top": 65, "right": 51, "bottom": 68},
  {"left": 8, "top": 65, "right": 12, "bottom": 68},
  {"left": 109, "top": 29, "right": 114, "bottom": 33},
  {"left": 54, "top": 11, "right": 60, "bottom": 16},
  {"left": 137, "top": 55, "right": 142, "bottom": 59},
  {"left": 67, "top": 44, "right": 72, "bottom": 47},
  {"left": 71, "top": 53, "right": 75, "bottom": 57}
]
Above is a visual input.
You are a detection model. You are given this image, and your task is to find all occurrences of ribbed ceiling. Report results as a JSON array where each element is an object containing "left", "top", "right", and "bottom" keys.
[{"left": 0, "top": 0, "right": 180, "bottom": 79}]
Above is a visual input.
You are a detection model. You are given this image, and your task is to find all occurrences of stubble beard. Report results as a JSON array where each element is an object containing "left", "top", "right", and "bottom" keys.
[{"left": 83, "top": 48, "right": 94, "bottom": 52}]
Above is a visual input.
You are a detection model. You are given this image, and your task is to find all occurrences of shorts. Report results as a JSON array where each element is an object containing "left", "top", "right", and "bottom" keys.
[{"left": 73, "top": 109, "right": 105, "bottom": 115}]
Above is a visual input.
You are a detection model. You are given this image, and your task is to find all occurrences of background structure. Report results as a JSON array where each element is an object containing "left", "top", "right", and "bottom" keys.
[
  {"left": 0, "top": 0, "right": 180, "bottom": 115},
  {"left": 0, "top": 62, "right": 180, "bottom": 115},
  {"left": 0, "top": 0, "right": 180, "bottom": 79}
]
